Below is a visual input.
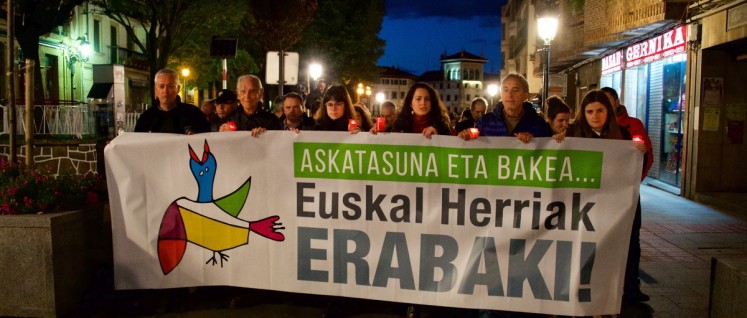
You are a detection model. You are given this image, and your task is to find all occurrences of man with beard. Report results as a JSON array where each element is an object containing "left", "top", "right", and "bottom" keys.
[{"left": 280, "top": 92, "right": 315, "bottom": 131}]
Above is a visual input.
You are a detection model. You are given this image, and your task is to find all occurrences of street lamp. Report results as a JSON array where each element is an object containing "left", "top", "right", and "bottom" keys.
[
  {"left": 309, "top": 62, "right": 323, "bottom": 93},
  {"left": 365, "top": 86, "right": 372, "bottom": 106},
  {"left": 68, "top": 36, "right": 91, "bottom": 101},
  {"left": 487, "top": 83, "right": 499, "bottom": 106},
  {"left": 375, "top": 92, "right": 385, "bottom": 115},
  {"left": 181, "top": 68, "right": 190, "bottom": 103},
  {"left": 356, "top": 83, "right": 364, "bottom": 103},
  {"left": 537, "top": 15, "right": 558, "bottom": 113}
]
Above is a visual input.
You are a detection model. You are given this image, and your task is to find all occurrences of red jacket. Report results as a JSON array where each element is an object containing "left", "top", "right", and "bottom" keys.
[{"left": 617, "top": 106, "right": 653, "bottom": 181}]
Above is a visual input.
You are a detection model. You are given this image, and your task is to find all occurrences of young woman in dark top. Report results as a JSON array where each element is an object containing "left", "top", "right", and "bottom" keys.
[
  {"left": 374, "top": 82, "right": 451, "bottom": 138},
  {"left": 313, "top": 85, "right": 360, "bottom": 133}
]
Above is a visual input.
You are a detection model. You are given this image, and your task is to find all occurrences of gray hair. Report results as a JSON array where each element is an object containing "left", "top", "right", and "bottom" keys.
[
  {"left": 154, "top": 69, "right": 179, "bottom": 83},
  {"left": 237, "top": 74, "right": 263, "bottom": 90},
  {"left": 502, "top": 73, "right": 529, "bottom": 93}
]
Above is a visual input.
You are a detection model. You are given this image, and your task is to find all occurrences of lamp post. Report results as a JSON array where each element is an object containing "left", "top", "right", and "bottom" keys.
[
  {"left": 309, "top": 62, "right": 322, "bottom": 93},
  {"left": 68, "top": 36, "right": 91, "bottom": 102},
  {"left": 537, "top": 15, "right": 558, "bottom": 113},
  {"left": 356, "top": 83, "right": 364, "bottom": 104},
  {"left": 365, "top": 86, "right": 372, "bottom": 106},
  {"left": 181, "top": 68, "right": 190, "bottom": 103},
  {"left": 487, "top": 83, "right": 499, "bottom": 106},
  {"left": 375, "top": 92, "right": 385, "bottom": 115}
]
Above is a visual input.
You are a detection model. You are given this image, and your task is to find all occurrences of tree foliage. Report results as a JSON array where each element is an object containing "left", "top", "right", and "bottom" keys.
[
  {"left": 91, "top": 0, "right": 200, "bottom": 86},
  {"left": 166, "top": 0, "right": 259, "bottom": 95},
  {"left": 294, "top": 0, "right": 385, "bottom": 86},
  {"left": 244, "top": 0, "right": 318, "bottom": 51},
  {"left": 7, "top": 0, "right": 84, "bottom": 101}
]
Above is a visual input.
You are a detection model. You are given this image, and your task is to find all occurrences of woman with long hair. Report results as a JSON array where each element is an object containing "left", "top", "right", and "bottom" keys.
[
  {"left": 378, "top": 82, "right": 451, "bottom": 138},
  {"left": 566, "top": 90, "right": 625, "bottom": 139}
]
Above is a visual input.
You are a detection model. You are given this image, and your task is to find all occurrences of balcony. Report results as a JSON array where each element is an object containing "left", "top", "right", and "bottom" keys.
[{"left": 109, "top": 46, "right": 149, "bottom": 71}]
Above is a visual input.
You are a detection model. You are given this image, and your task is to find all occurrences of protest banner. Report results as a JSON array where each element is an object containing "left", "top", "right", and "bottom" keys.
[{"left": 105, "top": 131, "right": 642, "bottom": 316}]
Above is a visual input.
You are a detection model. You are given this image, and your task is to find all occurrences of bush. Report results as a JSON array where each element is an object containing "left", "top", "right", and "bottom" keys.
[{"left": 0, "top": 157, "right": 105, "bottom": 215}]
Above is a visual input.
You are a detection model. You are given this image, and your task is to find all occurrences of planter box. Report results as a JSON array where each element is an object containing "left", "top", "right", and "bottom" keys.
[{"left": 0, "top": 208, "right": 103, "bottom": 317}]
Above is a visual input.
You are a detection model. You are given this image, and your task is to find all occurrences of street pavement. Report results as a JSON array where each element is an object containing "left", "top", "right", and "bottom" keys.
[{"left": 65, "top": 184, "right": 747, "bottom": 318}]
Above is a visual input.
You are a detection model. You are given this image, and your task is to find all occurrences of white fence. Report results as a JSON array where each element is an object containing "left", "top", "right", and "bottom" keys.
[{"left": 0, "top": 104, "right": 95, "bottom": 138}]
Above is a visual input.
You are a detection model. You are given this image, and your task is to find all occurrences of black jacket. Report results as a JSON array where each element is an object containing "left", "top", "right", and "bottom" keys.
[{"left": 134, "top": 96, "right": 210, "bottom": 134}]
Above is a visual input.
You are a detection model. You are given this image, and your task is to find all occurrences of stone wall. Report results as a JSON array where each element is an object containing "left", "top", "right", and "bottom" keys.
[{"left": 0, "top": 139, "right": 98, "bottom": 176}]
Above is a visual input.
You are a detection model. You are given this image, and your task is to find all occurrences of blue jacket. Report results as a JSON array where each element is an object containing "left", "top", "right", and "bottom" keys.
[{"left": 475, "top": 102, "right": 552, "bottom": 137}]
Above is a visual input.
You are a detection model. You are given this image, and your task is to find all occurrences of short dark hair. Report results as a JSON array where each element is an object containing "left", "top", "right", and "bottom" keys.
[
  {"left": 546, "top": 95, "right": 571, "bottom": 121},
  {"left": 600, "top": 87, "right": 619, "bottom": 101},
  {"left": 470, "top": 97, "right": 488, "bottom": 111},
  {"left": 283, "top": 92, "right": 304, "bottom": 106}
]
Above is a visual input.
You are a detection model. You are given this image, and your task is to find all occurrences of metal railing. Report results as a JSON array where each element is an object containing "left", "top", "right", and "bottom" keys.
[
  {"left": 0, "top": 103, "right": 95, "bottom": 138},
  {"left": 122, "top": 112, "right": 140, "bottom": 132}
]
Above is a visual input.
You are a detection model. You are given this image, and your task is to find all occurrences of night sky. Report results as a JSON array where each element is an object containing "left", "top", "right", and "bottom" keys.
[{"left": 378, "top": 0, "right": 507, "bottom": 76}]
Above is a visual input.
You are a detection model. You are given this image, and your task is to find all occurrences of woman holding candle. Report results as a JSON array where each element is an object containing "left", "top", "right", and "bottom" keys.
[
  {"left": 555, "top": 89, "right": 648, "bottom": 304},
  {"left": 313, "top": 85, "right": 361, "bottom": 133}
]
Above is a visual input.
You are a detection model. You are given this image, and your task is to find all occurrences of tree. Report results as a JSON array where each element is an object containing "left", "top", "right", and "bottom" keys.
[
  {"left": 7, "top": 0, "right": 84, "bottom": 101},
  {"left": 92, "top": 0, "right": 200, "bottom": 87},
  {"left": 170, "top": 49, "right": 259, "bottom": 96},
  {"left": 167, "top": 0, "right": 259, "bottom": 95},
  {"left": 294, "top": 0, "right": 385, "bottom": 86},
  {"left": 244, "top": 0, "right": 317, "bottom": 52}
]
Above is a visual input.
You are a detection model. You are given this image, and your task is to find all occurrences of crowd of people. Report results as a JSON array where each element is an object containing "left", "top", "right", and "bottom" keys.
[{"left": 134, "top": 68, "right": 653, "bottom": 316}]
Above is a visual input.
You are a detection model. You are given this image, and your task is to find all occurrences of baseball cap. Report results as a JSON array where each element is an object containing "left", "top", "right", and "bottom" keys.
[{"left": 213, "top": 89, "right": 237, "bottom": 104}]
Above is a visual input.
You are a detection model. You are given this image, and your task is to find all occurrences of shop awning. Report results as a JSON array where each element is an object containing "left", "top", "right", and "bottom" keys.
[{"left": 87, "top": 83, "right": 113, "bottom": 99}]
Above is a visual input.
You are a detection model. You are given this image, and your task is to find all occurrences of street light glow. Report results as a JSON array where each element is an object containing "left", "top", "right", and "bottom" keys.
[
  {"left": 375, "top": 92, "right": 385, "bottom": 103},
  {"left": 78, "top": 37, "right": 92, "bottom": 59},
  {"left": 309, "top": 63, "right": 323, "bottom": 81},
  {"left": 181, "top": 68, "right": 190, "bottom": 77},
  {"left": 537, "top": 17, "right": 558, "bottom": 43},
  {"left": 487, "top": 84, "right": 498, "bottom": 97}
]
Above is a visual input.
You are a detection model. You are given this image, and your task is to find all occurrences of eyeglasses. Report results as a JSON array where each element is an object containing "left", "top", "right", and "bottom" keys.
[{"left": 325, "top": 102, "right": 345, "bottom": 109}]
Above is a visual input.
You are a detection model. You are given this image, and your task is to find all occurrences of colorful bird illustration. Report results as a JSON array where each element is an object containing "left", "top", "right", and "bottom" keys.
[{"left": 157, "top": 140, "right": 285, "bottom": 275}]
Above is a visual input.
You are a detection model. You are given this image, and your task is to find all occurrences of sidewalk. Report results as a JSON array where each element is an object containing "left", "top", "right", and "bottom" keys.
[{"left": 64, "top": 184, "right": 747, "bottom": 318}]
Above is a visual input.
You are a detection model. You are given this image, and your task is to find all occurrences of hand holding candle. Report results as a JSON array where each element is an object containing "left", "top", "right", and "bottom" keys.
[
  {"left": 227, "top": 121, "right": 237, "bottom": 131},
  {"left": 376, "top": 117, "right": 386, "bottom": 132},
  {"left": 632, "top": 135, "right": 646, "bottom": 153},
  {"left": 348, "top": 119, "right": 358, "bottom": 131},
  {"left": 468, "top": 128, "right": 479, "bottom": 139}
]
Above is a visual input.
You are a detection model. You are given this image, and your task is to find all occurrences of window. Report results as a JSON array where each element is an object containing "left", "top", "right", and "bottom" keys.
[
  {"left": 111, "top": 26, "right": 118, "bottom": 47},
  {"left": 400, "top": 92, "right": 405, "bottom": 99},
  {"left": 467, "top": 95, "right": 471, "bottom": 100},
  {"left": 93, "top": 19, "right": 101, "bottom": 52},
  {"left": 446, "top": 95, "right": 451, "bottom": 101},
  {"left": 391, "top": 91, "right": 397, "bottom": 99}
]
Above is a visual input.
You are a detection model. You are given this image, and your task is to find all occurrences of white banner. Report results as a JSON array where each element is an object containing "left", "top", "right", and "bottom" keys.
[{"left": 105, "top": 131, "right": 642, "bottom": 316}]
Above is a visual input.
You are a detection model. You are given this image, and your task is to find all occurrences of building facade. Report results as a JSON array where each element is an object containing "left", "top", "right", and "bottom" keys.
[
  {"left": 538, "top": 0, "right": 746, "bottom": 201},
  {"left": 500, "top": 0, "right": 543, "bottom": 95},
  {"left": 1, "top": 3, "right": 150, "bottom": 107}
]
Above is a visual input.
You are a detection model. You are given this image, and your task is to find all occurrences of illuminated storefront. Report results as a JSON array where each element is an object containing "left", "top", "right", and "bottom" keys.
[{"left": 600, "top": 25, "right": 688, "bottom": 188}]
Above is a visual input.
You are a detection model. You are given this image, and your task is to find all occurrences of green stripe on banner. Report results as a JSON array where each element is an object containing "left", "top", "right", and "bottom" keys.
[{"left": 294, "top": 142, "right": 603, "bottom": 188}]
